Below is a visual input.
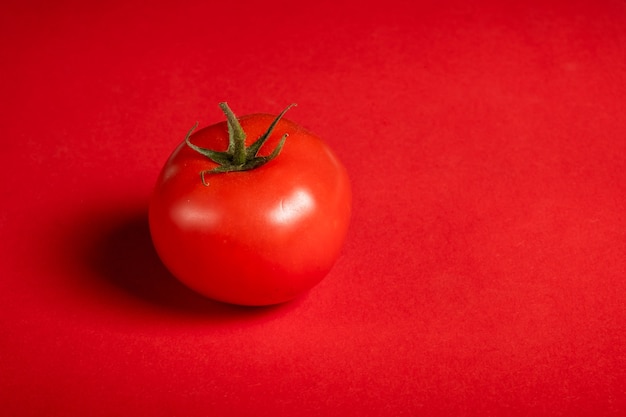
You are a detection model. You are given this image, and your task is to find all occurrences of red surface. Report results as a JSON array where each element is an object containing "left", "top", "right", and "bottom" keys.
[{"left": 1, "top": 0, "right": 625, "bottom": 415}]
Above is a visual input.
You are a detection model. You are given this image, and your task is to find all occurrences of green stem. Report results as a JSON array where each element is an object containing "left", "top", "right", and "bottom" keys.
[{"left": 219, "top": 102, "right": 247, "bottom": 166}]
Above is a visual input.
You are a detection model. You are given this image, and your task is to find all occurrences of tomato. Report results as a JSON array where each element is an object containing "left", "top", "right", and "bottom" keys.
[{"left": 148, "top": 103, "right": 351, "bottom": 306}]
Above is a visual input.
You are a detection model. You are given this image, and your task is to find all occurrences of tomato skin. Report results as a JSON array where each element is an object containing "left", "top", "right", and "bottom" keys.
[{"left": 149, "top": 113, "right": 351, "bottom": 306}]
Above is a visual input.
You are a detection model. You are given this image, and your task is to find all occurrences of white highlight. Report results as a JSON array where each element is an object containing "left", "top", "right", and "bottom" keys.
[
  {"left": 172, "top": 200, "right": 219, "bottom": 230},
  {"left": 269, "top": 188, "right": 315, "bottom": 225}
]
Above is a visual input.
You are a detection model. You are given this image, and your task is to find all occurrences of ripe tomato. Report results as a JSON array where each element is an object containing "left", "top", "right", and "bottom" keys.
[{"left": 148, "top": 103, "right": 351, "bottom": 306}]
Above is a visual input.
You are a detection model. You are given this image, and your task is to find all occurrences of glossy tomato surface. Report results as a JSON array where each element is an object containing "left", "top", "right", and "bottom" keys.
[{"left": 149, "top": 109, "right": 351, "bottom": 306}]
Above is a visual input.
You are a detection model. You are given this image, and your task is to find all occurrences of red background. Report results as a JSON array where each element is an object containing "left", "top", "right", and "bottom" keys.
[{"left": 1, "top": 0, "right": 625, "bottom": 415}]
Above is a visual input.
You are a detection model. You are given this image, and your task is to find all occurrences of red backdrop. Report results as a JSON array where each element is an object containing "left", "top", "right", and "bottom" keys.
[{"left": 1, "top": 0, "right": 625, "bottom": 415}]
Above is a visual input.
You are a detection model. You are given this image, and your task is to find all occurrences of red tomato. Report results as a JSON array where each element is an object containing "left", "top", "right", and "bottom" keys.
[{"left": 149, "top": 103, "right": 351, "bottom": 306}]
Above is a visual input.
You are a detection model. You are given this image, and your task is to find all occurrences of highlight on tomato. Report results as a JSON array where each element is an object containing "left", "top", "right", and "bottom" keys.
[{"left": 148, "top": 103, "right": 351, "bottom": 306}]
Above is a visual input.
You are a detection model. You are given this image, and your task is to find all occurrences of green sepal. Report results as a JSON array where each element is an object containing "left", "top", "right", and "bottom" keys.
[
  {"left": 186, "top": 102, "right": 296, "bottom": 185},
  {"left": 184, "top": 122, "right": 233, "bottom": 166},
  {"left": 246, "top": 104, "right": 296, "bottom": 159}
]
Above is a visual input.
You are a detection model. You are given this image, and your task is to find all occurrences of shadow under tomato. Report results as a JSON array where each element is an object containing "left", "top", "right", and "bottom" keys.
[{"left": 76, "top": 203, "right": 302, "bottom": 321}]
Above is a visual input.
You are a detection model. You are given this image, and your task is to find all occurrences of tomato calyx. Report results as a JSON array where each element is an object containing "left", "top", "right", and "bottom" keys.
[{"left": 185, "top": 102, "right": 297, "bottom": 185}]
